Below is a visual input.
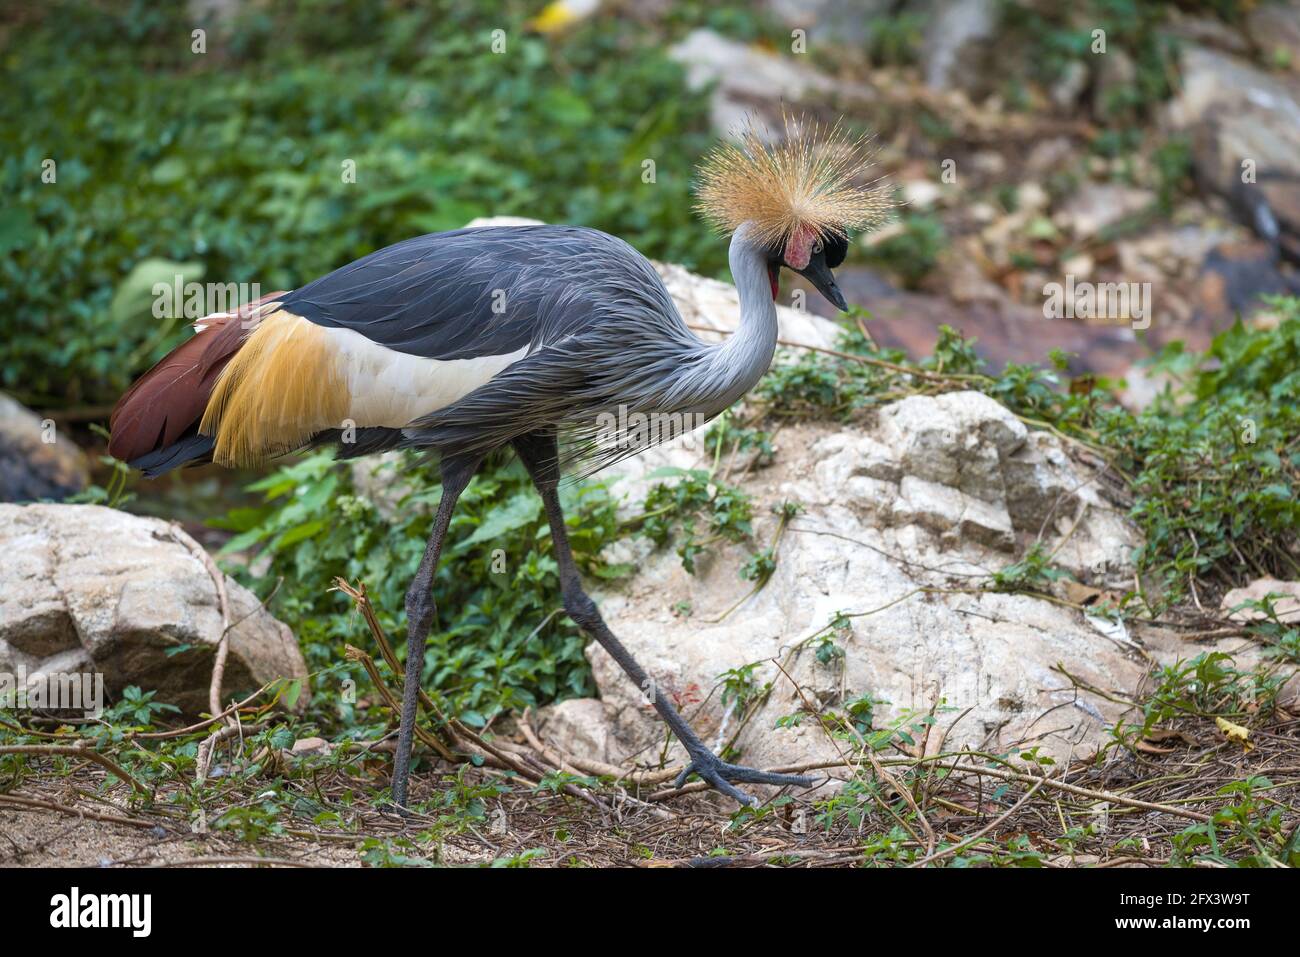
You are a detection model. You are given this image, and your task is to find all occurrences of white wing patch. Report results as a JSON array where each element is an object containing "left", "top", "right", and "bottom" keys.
[{"left": 326, "top": 326, "right": 529, "bottom": 428}]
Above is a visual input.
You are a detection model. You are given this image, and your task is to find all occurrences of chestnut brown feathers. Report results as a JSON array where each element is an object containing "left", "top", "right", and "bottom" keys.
[{"left": 107, "top": 292, "right": 286, "bottom": 464}]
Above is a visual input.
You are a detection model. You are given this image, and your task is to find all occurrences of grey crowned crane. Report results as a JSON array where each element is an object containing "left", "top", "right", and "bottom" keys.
[{"left": 108, "top": 118, "right": 891, "bottom": 807}]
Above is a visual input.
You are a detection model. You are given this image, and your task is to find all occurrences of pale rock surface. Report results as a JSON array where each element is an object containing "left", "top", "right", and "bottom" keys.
[
  {"left": 1166, "top": 44, "right": 1300, "bottom": 258},
  {"left": 669, "top": 29, "right": 839, "bottom": 135},
  {"left": 1058, "top": 184, "right": 1156, "bottom": 241},
  {"left": 0, "top": 393, "right": 90, "bottom": 503},
  {"left": 1221, "top": 578, "right": 1300, "bottom": 623},
  {"left": 922, "top": 0, "right": 997, "bottom": 93},
  {"left": 537, "top": 393, "right": 1253, "bottom": 792},
  {"left": 767, "top": 0, "right": 892, "bottom": 46},
  {"left": 0, "top": 504, "right": 307, "bottom": 714},
  {"left": 1246, "top": 1, "right": 1300, "bottom": 72}
]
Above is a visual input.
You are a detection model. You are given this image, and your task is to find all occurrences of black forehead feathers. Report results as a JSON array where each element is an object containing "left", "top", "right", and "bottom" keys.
[{"left": 823, "top": 232, "right": 848, "bottom": 268}]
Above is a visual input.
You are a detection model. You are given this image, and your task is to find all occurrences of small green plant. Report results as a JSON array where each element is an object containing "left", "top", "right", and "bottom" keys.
[
  {"left": 102, "top": 686, "right": 181, "bottom": 729},
  {"left": 359, "top": 837, "right": 436, "bottom": 867},
  {"left": 639, "top": 467, "right": 755, "bottom": 574},
  {"left": 212, "top": 800, "right": 285, "bottom": 843},
  {"left": 717, "top": 661, "right": 766, "bottom": 713},
  {"left": 988, "top": 543, "right": 1074, "bottom": 594},
  {"left": 1172, "top": 777, "right": 1296, "bottom": 867},
  {"left": 489, "top": 848, "right": 547, "bottom": 868},
  {"left": 1110, "top": 650, "right": 1285, "bottom": 755}
]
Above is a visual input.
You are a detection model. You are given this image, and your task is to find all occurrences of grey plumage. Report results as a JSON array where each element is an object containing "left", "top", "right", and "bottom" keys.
[
  {"left": 112, "top": 118, "right": 877, "bottom": 809},
  {"left": 122, "top": 224, "right": 779, "bottom": 477},
  {"left": 360, "top": 223, "right": 779, "bottom": 474}
]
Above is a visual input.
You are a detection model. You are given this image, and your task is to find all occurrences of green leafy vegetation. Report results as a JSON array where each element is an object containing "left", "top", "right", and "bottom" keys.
[
  {"left": 214, "top": 450, "right": 622, "bottom": 729},
  {"left": 639, "top": 466, "right": 755, "bottom": 574},
  {"left": 3, "top": 0, "right": 1295, "bottom": 868},
  {"left": 753, "top": 304, "right": 1300, "bottom": 613},
  {"left": 1, "top": 0, "right": 721, "bottom": 409}
]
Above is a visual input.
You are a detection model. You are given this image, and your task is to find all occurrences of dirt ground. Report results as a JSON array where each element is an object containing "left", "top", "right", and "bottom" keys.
[{"left": 4, "top": 707, "right": 1297, "bottom": 868}]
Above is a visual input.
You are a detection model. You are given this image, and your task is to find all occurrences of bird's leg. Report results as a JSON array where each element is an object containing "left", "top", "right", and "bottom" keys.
[
  {"left": 391, "top": 453, "right": 482, "bottom": 809},
  {"left": 512, "top": 433, "right": 814, "bottom": 806}
]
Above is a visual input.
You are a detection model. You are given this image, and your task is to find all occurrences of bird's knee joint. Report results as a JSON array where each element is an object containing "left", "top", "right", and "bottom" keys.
[
  {"left": 405, "top": 589, "right": 436, "bottom": 635},
  {"left": 562, "top": 588, "right": 598, "bottom": 626}
]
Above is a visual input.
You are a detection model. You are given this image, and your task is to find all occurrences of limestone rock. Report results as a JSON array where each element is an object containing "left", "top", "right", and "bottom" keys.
[
  {"left": 767, "top": 0, "right": 893, "bottom": 46},
  {"left": 0, "top": 504, "right": 307, "bottom": 715},
  {"left": 523, "top": 390, "right": 1261, "bottom": 794},
  {"left": 1166, "top": 44, "right": 1300, "bottom": 261},
  {"left": 922, "top": 0, "right": 997, "bottom": 93},
  {"left": 1246, "top": 2, "right": 1300, "bottom": 73},
  {"left": 0, "top": 394, "right": 90, "bottom": 503},
  {"left": 1059, "top": 184, "right": 1155, "bottom": 241},
  {"left": 1221, "top": 578, "right": 1300, "bottom": 623},
  {"left": 669, "top": 29, "right": 838, "bottom": 135},
  {"left": 535, "top": 698, "right": 617, "bottom": 765}
]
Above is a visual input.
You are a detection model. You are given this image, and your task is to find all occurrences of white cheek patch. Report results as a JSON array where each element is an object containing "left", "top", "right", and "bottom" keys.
[{"left": 784, "top": 226, "right": 814, "bottom": 270}]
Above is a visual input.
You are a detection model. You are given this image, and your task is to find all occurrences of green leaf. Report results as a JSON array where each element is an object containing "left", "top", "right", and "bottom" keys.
[
  {"left": 0, "top": 206, "right": 38, "bottom": 256},
  {"left": 457, "top": 490, "right": 541, "bottom": 550},
  {"left": 218, "top": 526, "right": 271, "bottom": 555},
  {"left": 110, "top": 257, "right": 205, "bottom": 327}
]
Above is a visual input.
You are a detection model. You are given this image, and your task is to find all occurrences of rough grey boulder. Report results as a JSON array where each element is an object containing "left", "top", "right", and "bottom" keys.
[
  {"left": 922, "top": 0, "right": 998, "bottom": 93},
  {"left": 0, "top": 504, "right": 307, "bottom": 714},
  {"left": 537, "top": 392, "right": 1256, "bottom": 790},
  {"left": 1166, "top": 44, "right": 1300, "bottom": 260},
  {"left": 669, "top": 28, "right": 841, "bottom": 135},
  {"left": 0, "top": 393, "right": 90, "bottom": 503}
]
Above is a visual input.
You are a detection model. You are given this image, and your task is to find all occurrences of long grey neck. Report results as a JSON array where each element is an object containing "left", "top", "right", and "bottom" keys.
[{"left": 697, "top": 222, "right": 778, "bottom": 411}]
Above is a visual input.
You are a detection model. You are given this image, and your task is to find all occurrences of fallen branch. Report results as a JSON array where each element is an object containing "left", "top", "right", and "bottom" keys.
[
  {"left": 0, "top": 792, "right": 159, "bottom": 829},
  {"left": 334, "top": 579, "right": 460, "bottom": 761},
  {"left": 518, "top": 707, "right": 681, "bottom": 788},
  {"left": 903, "top": 759, "right": 1212, "bottom": 824},
  {"left": 0, "top": 744, "right": 150, "bottom": 799},
  {"left": 911, "top": 776, "right": 1046, "bottom": 867},
  {"left": 172, "top": 522, "right": 245, "bottom": 787},
  {"left": 158, "top": 856, "right": 321, "bottom": 868},
  {"left": 170, "top": 523, "right": 231, "bottom": 717},
  {"left": 131, "top": 681, "right": 279, "bottom": 740},
  {"left": 343, "top": 645, "right": 457, "bottom": 762}
]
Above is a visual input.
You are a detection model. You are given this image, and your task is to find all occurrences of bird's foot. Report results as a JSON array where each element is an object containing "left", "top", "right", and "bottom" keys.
[
  {"left": 674, "top": 749, "right": 815, "bottom": 806},
  {"left": 383, "top": 798, "right": 416, "bottom": 820}
]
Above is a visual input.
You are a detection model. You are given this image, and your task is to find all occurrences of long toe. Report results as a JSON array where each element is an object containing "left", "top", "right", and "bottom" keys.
[
  {"left": 718, "top": 763, "right": 816, "bottom": 788},
  {"left": 697, "top": 766, "right": 758, "bottom": 806},
  {"left": 675, "top": 751, "right": 813, "bottom": 805}
]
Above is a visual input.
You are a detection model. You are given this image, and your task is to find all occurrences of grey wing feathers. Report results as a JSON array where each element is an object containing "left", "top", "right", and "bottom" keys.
[
  {"left": 400, "top": 230, "right": 713, "bottom": 468},
  {"left": 281, "top": 225, "right": 662, "bottom": 361},
  {"left": 285, "top": 223, "right": 713, "bottom": 470}
]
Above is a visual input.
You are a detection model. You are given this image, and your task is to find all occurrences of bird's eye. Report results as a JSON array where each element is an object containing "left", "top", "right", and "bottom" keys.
[{"left": 812, "top": 239, "right": 823, "bottom": 255}]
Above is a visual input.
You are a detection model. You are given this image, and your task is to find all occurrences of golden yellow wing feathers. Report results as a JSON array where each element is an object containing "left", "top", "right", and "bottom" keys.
[{"left": 199, "top": 309, "right": 349, "bottom": 468}]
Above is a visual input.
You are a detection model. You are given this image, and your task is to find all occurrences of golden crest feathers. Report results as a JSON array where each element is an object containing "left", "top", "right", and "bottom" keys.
[{"left": 693, "top": 112, "right": 893, "bottom": 250}]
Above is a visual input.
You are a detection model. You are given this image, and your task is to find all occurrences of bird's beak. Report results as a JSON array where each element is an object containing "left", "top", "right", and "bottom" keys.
[{"left": 799, "top": 259, "right": 848, "bottom": 312}]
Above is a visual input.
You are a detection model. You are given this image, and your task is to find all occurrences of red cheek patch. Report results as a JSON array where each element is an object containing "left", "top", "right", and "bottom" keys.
[{"left": 783, "top": 225, "right": 814, "bottom": 270}]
